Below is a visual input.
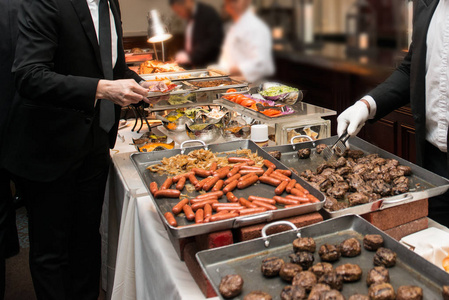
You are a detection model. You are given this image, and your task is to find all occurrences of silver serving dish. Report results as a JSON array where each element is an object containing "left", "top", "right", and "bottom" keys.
[
  {"left": 185, "top": 121, "right": 222, "bottom": 144},
  {"left": 155, "top": 111, "right": 193, "bottom": 132},
  {"left": 140, "top": 69, "right": 227, "bottom": 82},
  {"left": 197, "top": 215, "right": 449, "bottom": 299}
]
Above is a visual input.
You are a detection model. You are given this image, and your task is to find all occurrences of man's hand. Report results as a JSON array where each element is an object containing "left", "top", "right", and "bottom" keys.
[
  {"left": 175, "top": 51, "right": 190, "bottom": 64},
  {"left": 337, "top": 100, "right": 370, "bottom": 137},
  {"left": 96, "top": 79, "right": 149, "bottom": 106}
]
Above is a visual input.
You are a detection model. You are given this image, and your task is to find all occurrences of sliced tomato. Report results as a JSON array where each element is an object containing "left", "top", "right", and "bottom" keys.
[
  {"left": 262, "top": 109, "right": 282, "bottom": 117},
  {"left": 241, "top": 99, "right": 256, "bottom": 107},
  {"left": 226, "top": 88, "right": 237, "bottom": 93}
]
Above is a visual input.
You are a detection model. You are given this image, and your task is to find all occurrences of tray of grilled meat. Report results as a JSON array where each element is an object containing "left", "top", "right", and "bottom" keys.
[
  {"left": 140, "top": 69, "right": 228, "bottom": 82},
  {"left": 264, "top": 136, "right": 449, "bottom": 218},
  {"left": 181, "top": 77, "right": 248, "bottom": 92},
  {"left": 197, "top": 214, "right": 449, "bottom": 299},
  {"left": 130, "top": 139, "right": 325, "bottom": 239}
]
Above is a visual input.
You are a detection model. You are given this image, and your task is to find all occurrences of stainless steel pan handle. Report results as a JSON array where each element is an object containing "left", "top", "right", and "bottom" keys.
[
  {"left": 261, "top": 221, "right": 301, "bottom": 248},
  {"left": 380, "top": 193, "right": 413, "bottom": 210},
  {"left": 290, "top": 135, "right": 315, "bottom": 150},
  {"left": 180, "top": 140, "right": 207, "bottom": 154},
  {"left": 233, "top": 212, "right": 273, "bottom": 228}
]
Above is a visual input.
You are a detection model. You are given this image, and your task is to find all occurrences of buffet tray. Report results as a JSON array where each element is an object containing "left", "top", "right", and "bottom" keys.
[
  {"left": 140, "top": 69, "right": 227, "bottom": 81},
  {"left": 181, "top": 76, "right": 248, "bottom": 92},
  {"left": 265, "top": 136, "right": 449, "bottom": 217},
  {"left": 196, "top": 214, "right": 449, "bottom": 299},
  {"left": 130, "top": 140, "right": 325, "bottom": 239}
]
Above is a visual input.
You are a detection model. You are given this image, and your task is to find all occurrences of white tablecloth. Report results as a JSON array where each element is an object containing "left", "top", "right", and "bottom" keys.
[{"left": 102, "top": 119, "right": 218, "bottom": 300}]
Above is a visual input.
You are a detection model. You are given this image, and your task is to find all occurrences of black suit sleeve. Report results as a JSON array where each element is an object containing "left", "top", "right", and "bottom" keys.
[{"left": 13, "top": 0, "right": 99, "bottom": 114}]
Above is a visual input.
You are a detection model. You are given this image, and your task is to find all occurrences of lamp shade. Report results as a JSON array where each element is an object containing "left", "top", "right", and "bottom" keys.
[{"left": 147, "top": 9, "right": 172, "bottom": 43}]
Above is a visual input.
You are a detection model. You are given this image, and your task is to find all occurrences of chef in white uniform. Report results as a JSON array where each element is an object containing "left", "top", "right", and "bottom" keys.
[{"left": 218, "top": 0, "right": 274, "bottom": 83}]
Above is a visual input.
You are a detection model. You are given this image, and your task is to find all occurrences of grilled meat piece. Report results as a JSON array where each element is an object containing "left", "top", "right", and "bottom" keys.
[
  {"left": 357, "top": 183, "right": 374, "bottom": 195},
  {"left": 316, "top": 144, "right": 327, "bottom": 154},
  {"left": 368, "top": 283, "right": 395, "bottom": 300},
  {"left": 363, "top": 171, "right": 379, "bottom": 181},
  {"left": 326, "top": 181, "right": 349, "bottom": 199},
  {"left": 318, "top": 270, "right": 343, "bottom": 290},
  {"left": 300, "top": 169, "right": 315, "bottom": 180},
  {"left": 397, "top": 165, "right": 412, "bottom": 175},
  {"left": 348, "top": 192, "right": 369, "bottom": 207},
  {"left": 279, "top": 263, "right": 303, "bottom": 282},
  {"left": 396, "top": 285, "right": 423, "bottom": 300},
  {"left": 293, "top": 237, "right": 316, "bottom": 253},
  {"left": 328, "top": 173, "right": 345, "bottom": 184},
  {"left": 319, "top": 244, "right": 341, "bottom": 262},
  {"left": 321, "top": 168, "right": 336, "bottom": 178},
  {"left": 389, "top": 169, "right": 405, "bottom": 179},
  {"left": 353, "top": 164, "right": 368, "bottom": 175},
  {"left": 335, "top": 263, "right": 363, "bottom": 282},
  {"left": 309, "top": 262, "right": 333, "bottom": 278},
  {"left": 321, "top": 290, "right": 345, "bottom": 300},
  {"left": 393, "top": 176, "right": 409, "bottom": 186},
  {"left": 244, "top": 291, "right": 272, "bottom": 300},
  {"left": 317, "top": 163, "right": 332, "bottom": 174},
  {"left": 332, "top": 157, "right": 347, "bottom": 168},
  {"left": 377, "top": 172, "right": 392, "bottom": 183},
  {"left": 261, "top": 257, "right": 284, "bottom": 277},
  {"left": 349, "top": 294, "right": 369, "bottom": 300},
  {"left": 280, "top": 285, "right": 307, "bottom": 300},
  {"left": 347, "top": 174, "right": 365, "bottom": 191},
  {"left": 392, "top": 183, "right": 409, "bottom": 195},
  {"left": 443, "top": 286, "right": 449, "bottom": 300},
  {"left": 289, "top": 251, "right": 315, "bottom": 270},
  {"left": 292, "top": 271, "right": 317, "bottom": 292},
  {"left": 373, "top": 248, "right": 397, "bottom": 268},
  {"left": 336, "top": 166, "right": 352, "bottom": 176},
  {"left": 298, "top": 148, "right": 311, "bottom": 159},
  {"left": 267, "top": 151, "right": 281, "bottom": 160},
  {"left": 366, "top": 266, "right": 390, "bottom": 286},
  {"left": 219, "top": 274, "right": 244, "bottom": 298},
  {"left": 372, "top": 158, "right": 387, "bottom": 165},
  {"left": 307, "top": 283, "right": 331, "bottom": 300},
  {"left": 339, "top": 237, "right": 362, "bottom": 257},
  {"left": 372, "top": 180, "right": 391, "bottom": 196},
  {"left": 363, "top": 234, "right": 384, "bottom": 251},
  {"left": 324, "top": 196, "right": 338, "bottom": 210},
  {"left": 346, "top": 149, "right": 365, "bottom": 159}
]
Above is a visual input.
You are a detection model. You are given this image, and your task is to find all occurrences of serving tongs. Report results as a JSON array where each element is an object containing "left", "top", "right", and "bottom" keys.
[{"left": 322, "top": 131, "right": 350, "bottom": 160}]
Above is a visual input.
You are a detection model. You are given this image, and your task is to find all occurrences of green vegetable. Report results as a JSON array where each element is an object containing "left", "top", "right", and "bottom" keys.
[{"left": 260, "top": 85, "right": 298, "bottom": 96}]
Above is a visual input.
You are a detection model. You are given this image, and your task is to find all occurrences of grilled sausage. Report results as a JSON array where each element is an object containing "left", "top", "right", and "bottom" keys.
[
  {"left": 222, "top": 180, "right": 238, "bottom": 193},
  {"left": 286, "top": 179, "right": 297, "bottom": 193},
  {"left": 164, "top": 212, "right": 177, "bottom": 227},
  {"left": 212, "top": 180, "right": 224, "bottom": 192},
  {"left": 196, "top": 191, "right": 224, "bottom": 199},
  {"left": 190, "top": 195, "right": 218, "bottom": 204},
  {"left": 203, "top": 175, "right": 220, "bottom": 192},
  {"left": 239, "top": 198, "right": 258, "bottom": 208},
  {"left": 191, "top": 199, "right": 219, "bottom": 211},
  {"left": 273, "top": 196, "right": 300, "bottom": 205},
  {"left": 209, "top": 162, "right": 217, "bottom": 172},
  {"left": 239, "top": 169, "right": 264, "bottom": 176},
  {"left": 275, "top": 180, "right": 289, "bottom": 195},
  {"left": 154, "top": 189, "right": 180, "bottom": 198},
  {"left": 237, "top": 174, "right": 259, "bottom": 189},
  {"left": 172, "top": 171, "right": 194, "bottom": 183},
  {"left": 160, "top": 177, "right": 173, "bottom": 190},
  {"left": 195, "top": 209, "right": 204, "bottom": 224},
  {"left": 226, "top": 192, "right": 238, "bottom": 203},
  {"left": 172, "top": 198, "right": 189, "bottom": 215},
  {"left": 175, "top": 176, "right": 186, "bottom": 191},
  {"left": 263, "top": 159, "right": 277, "bottom": 170},
  {"left": 228, "top": 157, "right": 253, "bottom": 163},
  {"left": 227, "top": 165, "right": 241, "bottom": 178},
  {"left": 225, "top": 174, "right": 241, "bottom": 185},
  {"left": 270, "top": 172, "right": 290, "bottom": 182},
  {"left": 247, "top": 196, "right": 276, "bottom": 205},
  {"left": 275, "top": 169, "right": 292, "bottom": 177},
  {"left": 204, "top": 204, "right": 212, "bottom": 218},
  {"left": 239, "top": 207, "right": 268, "bottom": 215},
  {"left": 182, "top": 204, "right": 195, "bottom": 221},
  {"left": 210, "top": 212, "right": 239, "bottom": 222},
  {"left": 259, "top": 176, "right": 282, "bottom": 186},
  {"left": 252, "top": 200, "right": 277, "bottom": 210},
  {"left": 149, "top": 182, "right": 158, "bottom": 195},
  {"left": 192, "top": 168, "right": 211, "bottom": 178},
  {"left": 214, "top": 167, "right": 231, "bottom": 179},
  {"left": 264, "top": 167, "right": 275, "bottom": 176},
  {"left": 188, "top": 173, "right": 199, "bottom": 186}
]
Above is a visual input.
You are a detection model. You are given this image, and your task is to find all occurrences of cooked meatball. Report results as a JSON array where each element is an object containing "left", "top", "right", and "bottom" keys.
[
  {"left": 267, "top": 151, "right": 281, "bottom": 160},
  {"left": 368, "top": 283, "right": 395, "bottom": 300},
  {"left": 318, "top": 270, "right": 343, "bottom": 290},
  {"left": 321, "top": 289, "right": 345, "bottom": 300},
  {"left": 219, "top": 274, "right": 244, "bottom": 298},
  {"left": 309, "top": 262, "right": 333, "bottom": 278},
  {"left": 326, "top": 181, "right": 350, "bottom": 199},
  {"left": 292, "top": 271, "right": 317, "bottom": 292},
  {"left": 396, "top": 286, "right": 423, "bottom": 300},
  {"left": 348, "top": 192, "right": 369, "bottom": 206},
  {"left": 319, "top": 244, "right": 341, "bottom": 262},
  {"left": 279, "top": 263, "right": 303, "bottom": 282},
  {"left": 349, "top": 294, "right": 369, "bottom": 300},
  {"left": 373, "top": 248, "right": 397, "bottom": 268},
  {"left": 363, "top": 234, "right": 384, "bottom": 251},
  {"left": 372, "top": 180, "right": 391, "bottom": 196},
  {"left": 298, "top": 148, "right": 311, "bottom": 159},
  {"left": 308, "top": 283, "right": 331, "bottom": 300},
  {"left": 280, "top": 285, "right": 307, "bottom": 300},
  {"left": 293, "top": 237, "right": 316, "bottom": 253},
  {"left": 443, "top": 286, "right": 449, "bottom": 300},
  {"left": 339, "top": 237, "right": 362, "bottom": 257},
  {"left": 316, "top": 144, "right": 327, "bottom": 154},
  {"left": 289, "top": 251, "right": 315, "bottom": 270},
  {"left": 244, "top": 291, "right": 272, "bottom": 300},
  {"left": 366, "top": 266, "right": 389, "bottom": 286},
  {"left": 346, "top": 149, "right": 365, "bottom": 159},
  {"left": 261, "top": 257, "right": 284, "bottom": 277},
  {"left": 335, "top": 263, "right": 363, "bottom": 282}
]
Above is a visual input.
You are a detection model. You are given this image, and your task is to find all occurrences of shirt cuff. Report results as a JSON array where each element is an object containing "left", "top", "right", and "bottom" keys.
[{"left": 361, "top": 95, "right": 377, "bottom": 119}]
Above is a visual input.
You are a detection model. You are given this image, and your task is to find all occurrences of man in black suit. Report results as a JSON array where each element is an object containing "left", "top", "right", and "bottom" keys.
[
  {"left": 337, "top": 0, "right": 449, "bottom": 227},
  {"left": 0, "top": 0, "right": 21, "bottom": 298},
  {"left": 170, "top": 0, "right": 224, "bottom": 68},
  {"left": 1, "top": 0, "right": 150, "bottom": 298}
]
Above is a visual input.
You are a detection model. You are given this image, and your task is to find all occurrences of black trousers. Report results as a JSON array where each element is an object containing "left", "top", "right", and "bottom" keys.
[
  {"left": 0, "top": 168, "right": 19, "bottom": 300},
  {"left": 13, "top": 119, "right": 110, "bottom": 300},
  {"left": 422, "top": 141, "right": 449, "bottom": 227}
]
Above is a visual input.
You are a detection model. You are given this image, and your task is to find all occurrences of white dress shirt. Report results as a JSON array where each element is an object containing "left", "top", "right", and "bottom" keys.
[
  {"left": 425, "top": 0, "right": 449, "bottom": 152},
  {"left": 86, "top": 0, "right": 118, "bottom": 68},
  {"left": 218, "top": 8, "right": 274, "bottom": 83}
]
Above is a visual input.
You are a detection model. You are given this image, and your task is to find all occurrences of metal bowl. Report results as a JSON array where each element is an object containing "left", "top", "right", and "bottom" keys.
[
  {"left": 185, "top": 121, "right": 222, "bottom": 144},
  {"left": 259, "top": 82, "right": 303, "bottom": 105},
  {"left": 155, "top": 111, "right": 193, "bottom": 132}
]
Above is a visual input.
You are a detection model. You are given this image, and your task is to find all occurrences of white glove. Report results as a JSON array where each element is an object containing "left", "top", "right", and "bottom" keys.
[{"left": 337, "top": 101, "right": 370, "bottom": 137}]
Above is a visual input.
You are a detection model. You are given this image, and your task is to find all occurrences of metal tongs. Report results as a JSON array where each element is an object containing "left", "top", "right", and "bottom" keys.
[{"left": 322, "top": 130, "right": 350, "bottom": 161}]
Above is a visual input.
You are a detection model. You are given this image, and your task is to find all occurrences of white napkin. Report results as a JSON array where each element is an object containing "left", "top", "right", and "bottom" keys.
[{"left": 400, "top": 227, "right": 449, "bottom": 270}]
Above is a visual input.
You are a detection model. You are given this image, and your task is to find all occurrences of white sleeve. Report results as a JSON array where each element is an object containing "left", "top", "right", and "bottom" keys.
[{"left": 362, "top": 95, "right": 377, "bottom": 119}]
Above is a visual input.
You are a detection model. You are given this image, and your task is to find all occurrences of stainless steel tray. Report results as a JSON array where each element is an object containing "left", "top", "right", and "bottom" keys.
[
  {"left": 140, "top": 69, "right": 227, "bottom": 81},
  {"left": 130, "top": 140, "right": 325, "bottom": 239},
  {"left": 181, "top": 76, "right": 248, "bottom": 92},
  {"left": 197, "top": 214, "right": 449, "bottom": 299},
  {"left": 265, "top": 136, "right": 449, "bottom": 217}
]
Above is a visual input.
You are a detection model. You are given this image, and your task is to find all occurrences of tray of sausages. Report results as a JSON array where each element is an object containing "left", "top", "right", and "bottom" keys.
[{"left": 130, "top": 140, "right": 325, "bottom": 239}]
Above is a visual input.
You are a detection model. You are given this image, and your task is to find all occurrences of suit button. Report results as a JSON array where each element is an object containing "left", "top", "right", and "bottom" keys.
[{"left": 85, "top": 118, "right": 92, "bottom": 124}]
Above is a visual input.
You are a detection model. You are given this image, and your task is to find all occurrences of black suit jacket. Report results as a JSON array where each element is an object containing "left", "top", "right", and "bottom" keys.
[
  {"left": 368, "top": 0, "right": 439, "bottom": 166},
  {"left": 3, "top": 0, "right": 141, "bottom": 182},
  {"left": 189, "top": 2, "right": 223, "bottom": 68}
]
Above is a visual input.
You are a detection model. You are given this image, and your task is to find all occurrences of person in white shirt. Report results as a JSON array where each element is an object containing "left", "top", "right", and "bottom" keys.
[
  {"left": 337, "top": 0, "right": 449, "bottom": 227},
  {"left": 218, "top": 0, "right": 274, "bottom": 83}
]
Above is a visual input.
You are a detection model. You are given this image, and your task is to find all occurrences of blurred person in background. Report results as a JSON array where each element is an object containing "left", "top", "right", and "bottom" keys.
[
  {"left": 170, "top": 0, "right": 224, "bottom": 68},
  {"left": 218, "top": 0, "right": 274, "bottom": 83},
  {"left": 337, "top": 0, "right": 449, "bottom": 227},
  {"left": 0, "top": 0, "right": 21, "bottom": 297}
]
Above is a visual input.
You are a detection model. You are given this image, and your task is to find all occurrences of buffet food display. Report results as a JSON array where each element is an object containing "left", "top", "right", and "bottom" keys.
[{"left": 139, "top": 60, "right": 185, "bottom": 74}]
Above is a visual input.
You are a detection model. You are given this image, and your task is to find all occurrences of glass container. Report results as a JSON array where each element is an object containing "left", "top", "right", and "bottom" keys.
[{"left": 345, "top": 0, "right": 377, "bottom": 55}]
